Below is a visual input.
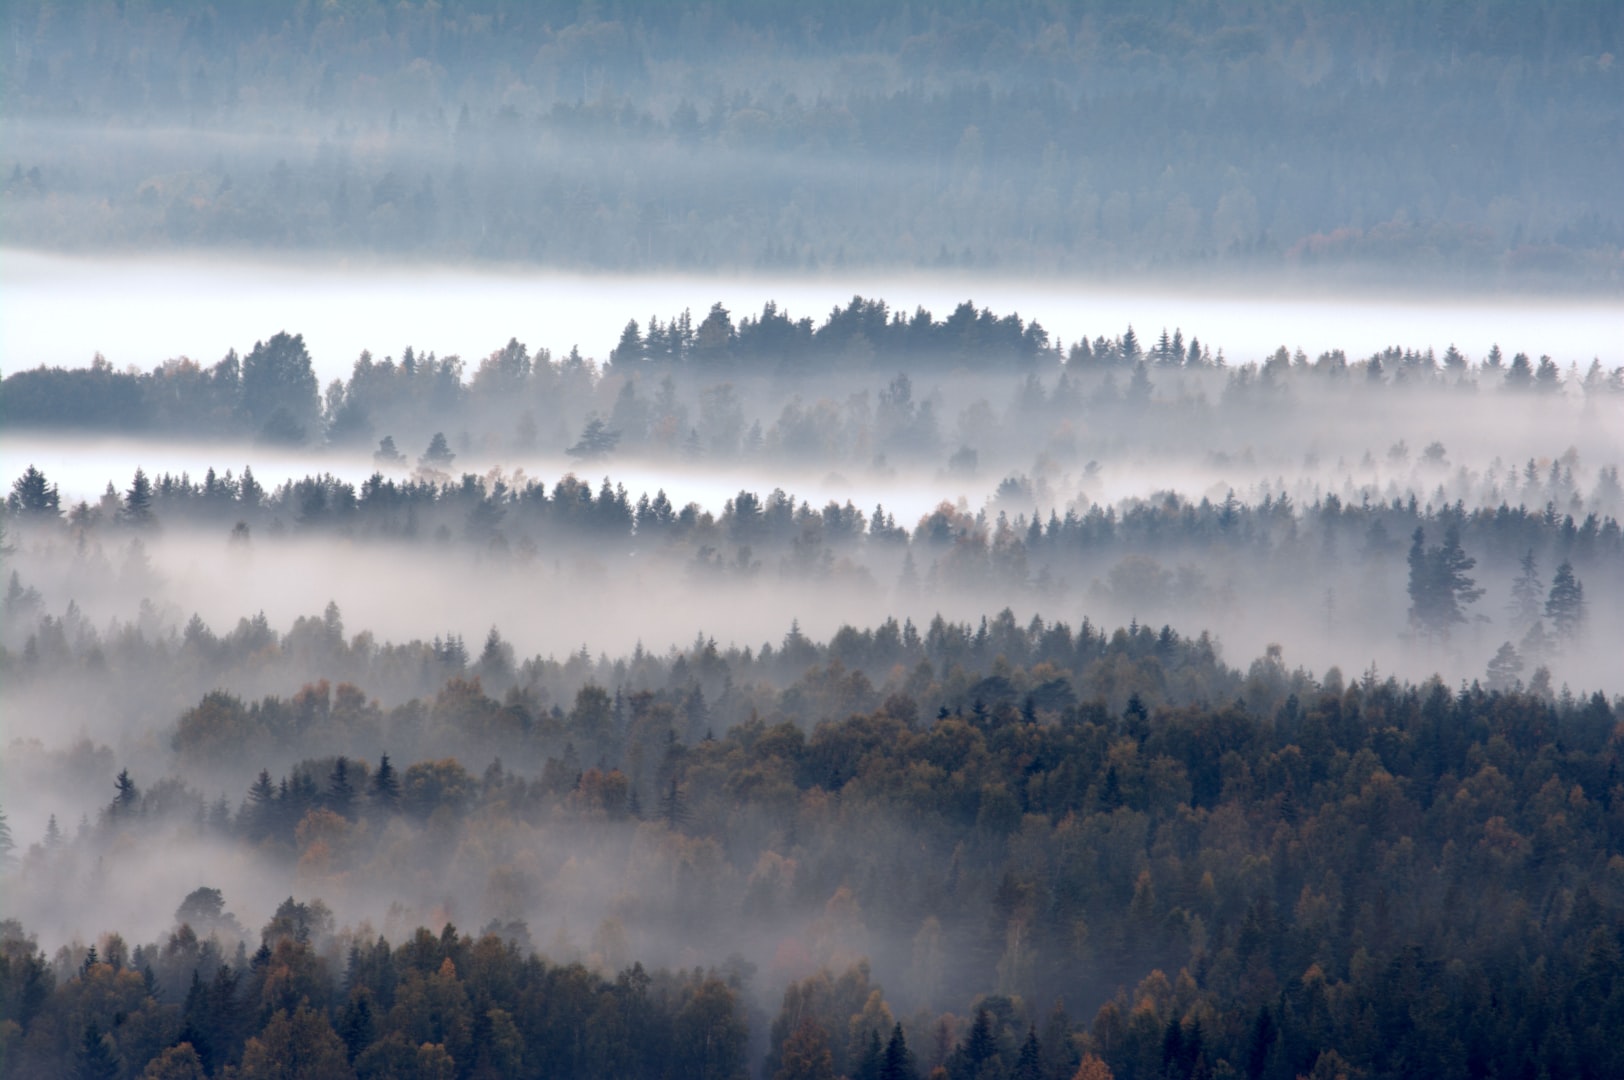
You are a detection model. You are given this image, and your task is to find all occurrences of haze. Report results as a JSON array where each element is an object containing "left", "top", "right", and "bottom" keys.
[
  {"left": 2, "top": 4, "right": 1621, "bottom": 1078},
  {"left": 5, "top": 249, "right": 1621, "bottom": 383}
]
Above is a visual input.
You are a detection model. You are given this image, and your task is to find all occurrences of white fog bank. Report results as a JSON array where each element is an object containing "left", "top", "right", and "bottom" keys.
[{"left": 5, "top": 248, "right": 1621, "bottom": 382}]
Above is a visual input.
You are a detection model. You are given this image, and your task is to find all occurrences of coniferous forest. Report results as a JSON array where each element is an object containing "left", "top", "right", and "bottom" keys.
[{"left": 2, "top": 3, "right": 1623, "bottom": 1080}]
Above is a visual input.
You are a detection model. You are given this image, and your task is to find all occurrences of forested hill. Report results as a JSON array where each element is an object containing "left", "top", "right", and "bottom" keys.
[
  {"left": 1, "top": 610, "right": 1621, "bottom": 1079},
  {"left": 4, "top": 1, "right": 1621, "bottom": 282}
]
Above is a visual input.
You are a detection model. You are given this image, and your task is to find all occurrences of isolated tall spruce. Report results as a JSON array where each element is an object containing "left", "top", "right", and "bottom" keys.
[{"left": 1406, "top": 525, "right": 1483, "bottom": 641}]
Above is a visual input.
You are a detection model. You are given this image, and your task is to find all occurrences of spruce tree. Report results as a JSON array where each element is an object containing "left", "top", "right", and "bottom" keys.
[
  {"left": 1545, "top": 561, "right": 1585, "bottom": 638},
  {"left": 370, "top": 754, "right": 401, "bottom": 812}
]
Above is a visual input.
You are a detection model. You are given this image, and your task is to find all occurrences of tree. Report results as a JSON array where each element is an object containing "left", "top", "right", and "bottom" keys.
[
  {"left": 1071, "top": 1055, "right": 1115, "bottom": 1080},
  {"left": 1485, "top": 642, "right": 1523, "bottom": 692},
  {"left": 419, "top": 432, "right": 455, "bottom": 468},
  {"left": 123, "top": 468, "right": 155, "bottom": 527},
  {"left": 1545, "top": 561, "right": 1585, "bottom": 638},
  {"left": 882, "top": 1023, "right": 918, "bottom": 1080},
  {"left": 659, "top": 776, "right": 689, "bottom": 830},
  {"left": 1505, "top": 352, "right": 1534, "bottom": 389},
  {"left": 1534, "top": 354, "right": 1562, "bottom": 392},
  {"left": 1119, "top": 326, "right": 1141, "bottom": 364},
  {"left": 76, "top": 1021, "right": 120, "bottom": 1080},
  {"left": 373, "top": 436, "right": 405, "bottom": 465},
  {"left": 175, "top": 887, "right": 240, "bottom": 936},
  {"left": 1406, "top": 526, "right": 1482, "bottom": 640},
  {"left": 241, "top": 332, "right": 319, "bottom": 442},
  {"left": 237, "top": 1005, "right": 356, "bottom": 1080},
  {"left": 775, "top": 1020, "right": 837, "bottom": 1080},
  {"left": 109, "top": 769, "right": 140, "bottom": 819},
  {"left": 328, "top": 757, "right": 356, "bottom": 818},
  {"left": 611, "top": 319, "right": 645, "bottom": 368},
  {"left": 1508, "top": 550, "right": 1544, "bottom": 630},
  {"left": 8, "top": 465, "right": 61, "bottom": 519},
  {"left": 140, "top": 1043, "right": 207, "bottom": 1079},
  {"left": 568, "top": 417, "right": 621, "bottom": 460},
  {"left": 370, "top": 754, "right": 401, "bottom": 812}
]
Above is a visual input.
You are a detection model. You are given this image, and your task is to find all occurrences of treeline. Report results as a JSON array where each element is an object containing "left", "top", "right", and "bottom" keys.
[
  {"left": 8, "top": 457, "right": 1620, "bottom": 603},
  {"left": 6, "top": 456, "right": 1621, "bottom": 704},
  {"left": 3, "top": 619, "right": 1621, "bottom": 1078},
  {"left": 4, "top": 2, "right": 1621, "bottom": 278},
  {"left": 0, "top": 912, "right": 752, "bottom": 1079},
  {"left": 3, "top": 301, "right": 1621, "bottom": 455}
]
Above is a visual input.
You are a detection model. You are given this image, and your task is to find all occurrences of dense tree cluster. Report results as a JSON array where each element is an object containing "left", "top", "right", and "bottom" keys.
[
  {"left": 2, "top": 612, "right": 1621, "bottom": 1078},
  {"left": 4, "top": 453, "right": 1619, "bottom": 713},
  {"left": 4, "top": 300, "right": 1622, "bottom": 462},
  {"left": 0, "top": 912, "right": 749, "bottom": 1080},
  {"left": 4, "top": 2, "right": 1621, "bottom": 280}
]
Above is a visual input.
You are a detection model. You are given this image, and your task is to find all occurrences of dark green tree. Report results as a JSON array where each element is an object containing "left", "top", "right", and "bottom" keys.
[
  {"left": 7, "top": 465, "right": 60, "bottom": 519},
  {"left": 122, "top": 468, "right": 155, "bottom": 527},
  {"left": 659, "top": 776, "right": 689, "bottom": 830},
  {"left": 881, "top": 1023, "right": 918, "bottom": 1080},
  {"left": 109, "top": 769, "right": 140, "bottom": 819},
  {"left": 1505, "top": 351, "right": 1534, "bottom": 388},
  {"left": 328, "top": 757, "right": 356, "bottom": 818},
  {"left": 611, "top": 319, "right": 645, "bottom": 368},
  {"left": 1545, "top": 561, "right": 1585, "bottom": 638},
  {"left": 75, "top": 1021, "right": 120, "bottom": 1080},
  {"left": 1407, "top": 526, "right": 1482, "bottom": 640},
  {"left": 418, "top": 432, "right": 455, "bottom": 468},
  {"left": 370, "top": 754, "right": 401, "bottom": 812},
  {"left": 240, "top": 332, "right": 319, "bottom": 442},
  {"left": 568, "top": 417, "right": 621, "bottom": 460},
  {"left": 372, "top": 436, "right": 405, "bottom": 465}
]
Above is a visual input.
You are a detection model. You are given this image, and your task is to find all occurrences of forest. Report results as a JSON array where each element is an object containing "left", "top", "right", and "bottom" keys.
[
  {"left": 1, "top": 587, "right": 1622, "bottom": 1079},
  {"left": 4, "top": 2, "right": 1624, "bottom": 1079},
  {"left": 2, "top": 302, "right": 1622, "bottom": 1076},
  {"left": 4, "top": 0, "right": 1622, "bottom": 284}
]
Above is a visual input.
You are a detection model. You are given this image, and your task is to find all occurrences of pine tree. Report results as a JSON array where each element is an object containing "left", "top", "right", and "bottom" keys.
[
  {"left": 1407, "top": 526, "right": 1481, "bottom": 640},
  {"left": 370, "top": 754, "right": 401, "bottom": 812},
  {"left": 1508, "top": 550, "right": 1544, "bottom": 630},
  {"left": 328, "top": 757, "right": 356, "bottom": 818},
  {"left": 110, "top": 769, "right": 140, "bottom": 818},
  {"left": 1014, "top": 1026, "right": 1044, "bottom": 1080},
  {"left": 245, "top": 769, "right": 277, "bottom": 838},
  {"left": 76, "top": 1021, "right": 120, "bottom": 1080},
  {"left": 1485, "top": 642, "right": 1524, "bottom": 692},
  {"left": 122, "top": 468, "right": 155, "bottom": 527},
  {"left": 659, "top": 776, "right": 689, "bottom": 830},
  {"left": 418, "top": 432, "right": 455, "bottom": 468},
  {"left": 8, "top": 464, "right": 61, "bottom": 519},
  {"left": 1545, "top": 561, "right": 1585, "bottom": 638},
  {"left": 881, "top": 1023, "right": 918, "bottom": 1080},
  {"left": 1119, "top": 325, "right": 1141, "bottom": 364}
]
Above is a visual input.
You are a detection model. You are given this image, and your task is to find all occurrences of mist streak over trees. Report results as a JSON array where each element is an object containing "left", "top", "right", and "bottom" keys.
[{"left": 3, "top": 3, "right": 1623, "bottom": 1078}]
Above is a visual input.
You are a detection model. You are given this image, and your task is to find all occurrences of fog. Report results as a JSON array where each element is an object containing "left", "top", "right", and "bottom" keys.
[
  {"left": 5, "top": 249, "right": 1622, "bottom": 384},
  {"left": 2, "top": 5, "right": 1622, "bottom": 1074}
]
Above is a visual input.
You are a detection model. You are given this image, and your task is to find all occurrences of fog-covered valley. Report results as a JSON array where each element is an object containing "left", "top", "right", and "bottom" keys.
[
  {"left": 3, "top": 4, "right": 1623, "bottom": 1080},
  {"left": 4, "top": 283, "right": 1622, "bottom": 1078}
]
